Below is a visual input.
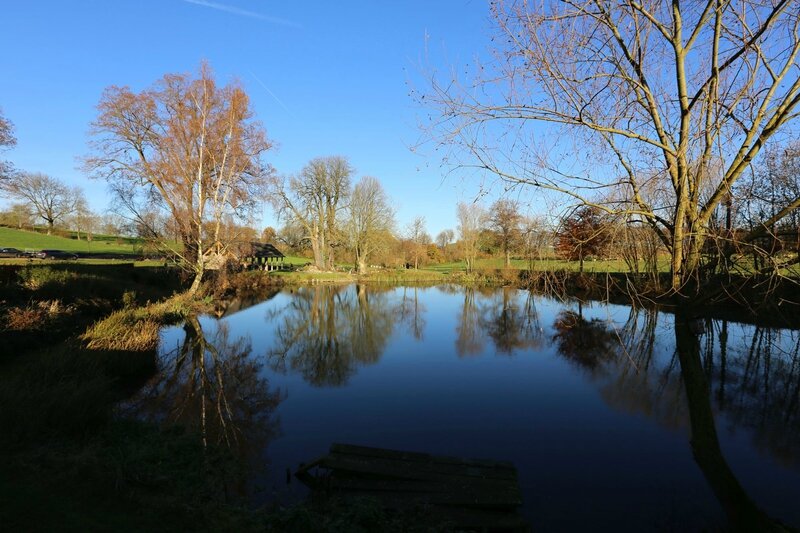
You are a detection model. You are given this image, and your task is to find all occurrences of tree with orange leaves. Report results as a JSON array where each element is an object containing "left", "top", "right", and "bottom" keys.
[
  {"left": 555, "top": 206, "right": 611, "bottom": 273},
  {"left": 86, "top": 64, "right": 273, "bottom": 294}
]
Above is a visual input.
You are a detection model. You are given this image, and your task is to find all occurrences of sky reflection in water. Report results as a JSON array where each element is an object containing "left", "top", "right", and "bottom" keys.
[{"left": 147, "top": 284, "right": 800, "bottom": 531}]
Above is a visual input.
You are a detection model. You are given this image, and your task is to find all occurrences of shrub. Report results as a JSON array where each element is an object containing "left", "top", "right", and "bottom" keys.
[
  {"left": 122, "top": 290, "right": 137, "bottom": 308},
  {"left": 4, "top": 300, "right": 73, "bottom": 331},
  {"left": 17, "top": 266, "right": 76, "bottom": 290},
  {"left": 5, "top": 306, "right": 46, "bottom": 330}
]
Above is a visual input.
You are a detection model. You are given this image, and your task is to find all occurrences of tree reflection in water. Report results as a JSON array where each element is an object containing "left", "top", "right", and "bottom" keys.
[
  {"left": 552, "top": 304, "right": 616, "bottom": 371},
  {"left": 455, "top": 286, "right": 544, "bottom": 357},
  {"left": 710, "top": 322, "right": 800, "bottom": 468},
  {"left": 397, "top": 286, "right": 427, "bottom": 340},
  {"left": 123, "top": 315, "right": 283, "bottom": 493},
  {"left": 674, "top": 310, "right": 791, "bottom": 532},
  {"left": 483, "top": 287, "right": 544, "bottom": 355},
  {"left": 266, "top": 285, "right": 396, "bottom": 387},
  {"left": 550, "top": 302, "right": 799, "bottom": 530}
]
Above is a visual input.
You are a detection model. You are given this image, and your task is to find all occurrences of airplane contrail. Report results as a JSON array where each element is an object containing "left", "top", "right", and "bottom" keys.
[
  {"left": 247, "top": 69, "right": 293, "bottom": 117},
  {"left": 182, "top": 0, "right": 300, "bottom": 28}
]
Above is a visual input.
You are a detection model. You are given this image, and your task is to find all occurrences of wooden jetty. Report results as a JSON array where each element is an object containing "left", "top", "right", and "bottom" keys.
[{"left": 296, "top": 443, "right": 528, "bottom": 531}]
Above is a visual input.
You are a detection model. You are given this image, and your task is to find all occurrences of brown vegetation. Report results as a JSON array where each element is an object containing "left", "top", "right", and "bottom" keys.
[
  {"left": 86, "top": 63, "right": 273, "bottom": 294},
  {"left": 81, "top": 293, "right": 205, "bottom": 352}
]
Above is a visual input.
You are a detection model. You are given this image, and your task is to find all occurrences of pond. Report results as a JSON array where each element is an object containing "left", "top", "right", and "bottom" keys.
[{"left": 124, "top": 284, "right": 800, "bottom": 531}]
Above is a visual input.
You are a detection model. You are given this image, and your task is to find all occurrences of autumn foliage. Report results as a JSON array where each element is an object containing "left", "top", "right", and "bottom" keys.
[
  {"left": 86, "top": 63, "right": 273, "bottom": 293},
  {"left": 555, "top": 207, "right": 611, "bottom": 272}
]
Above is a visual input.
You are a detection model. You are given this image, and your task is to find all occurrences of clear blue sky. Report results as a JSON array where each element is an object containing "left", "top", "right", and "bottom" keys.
[{"left": 1, "top": 0, "right": 501, "bottom": 236}]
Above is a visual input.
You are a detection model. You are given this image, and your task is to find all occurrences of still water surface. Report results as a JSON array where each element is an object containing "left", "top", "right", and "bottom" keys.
[{"left": 127, "top": 284, "right": 800, "bottom": 531}]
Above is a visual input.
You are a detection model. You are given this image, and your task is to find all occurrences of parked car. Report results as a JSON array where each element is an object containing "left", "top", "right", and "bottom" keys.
[
  {"left": 0, "top": 247, "right": 24, "bottom": 257},
  {"left": 37, "top": 249, "right": 79, "bottom": 260}
]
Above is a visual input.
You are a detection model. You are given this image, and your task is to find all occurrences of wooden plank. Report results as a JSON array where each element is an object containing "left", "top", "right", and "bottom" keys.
[
  {"left": 329, "top": 490, "right": 529, "bottom": 528},
  {"left": 327, "top": 475, "right": 521, "bottom": 499},
  {"left": 327, "top": 478, "right": 522, "bottom": 508},
  {"left": 296, "top": 444, "right": 527, "bottom": 528},
  {"left": 429, "top": 506, "right": 529, "bottom": 530},
  {"left": 331, "top": 443, "right": 516, "bottom": 470},
  {"left": 321, "top": 453, "right": 518, "bottom": 483},
  {"left": 329, "top": 487, "right": 514, "bottom": 509}
]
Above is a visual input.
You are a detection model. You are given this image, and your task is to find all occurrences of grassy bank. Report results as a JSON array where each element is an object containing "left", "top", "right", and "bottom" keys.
[
  {"left": 0, "top": 262, "right": 184, "bottom": 356},
  {"left": 424, "top": 257, "right": 670, "bottom": 274},
  {"left": 0, "top": 226, "right": 144, "bottom": 255},
  {"left": 0, "top": 338, "right": 262, "bottom": 531},
  {"left": 0, "top": 263, "right": 260, "bottom": 531},
  {"left": 81, "top": 292, "right": 208, "bottom": 351}
]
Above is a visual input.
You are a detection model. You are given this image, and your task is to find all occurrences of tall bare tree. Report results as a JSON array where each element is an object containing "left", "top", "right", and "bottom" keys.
[
  {"left": 737, "top": 142, "right": 800, "bottom": 245},
  {"left": 269, "top": 156, "right": 352, "bottom": 271},
  {"left": 424, "top": 0, "right": 800, "bottom": 293},
  {"left": 70, "top": 195, "right": 97, "bottom": 241},
  {"left": 520, "top": 215, "right": 552, "bottom": 268},
  {"left": 86, "top": 63, "right": 272, "bottom": 294},
  {"left": 346, "top": 175, "right": 395, "bottom": 274},
  {"left": 436, "top": 228, "right": 455, "bottom": 252},
  {"left": 0, "top": 107, "right": 15, "bottom": 181},
  {"left": 488, "top": 198, "right": 523, "bottom": 267},
  {"left": 0, "top": 172, "right": 82, "bottom": 233},
  {"left": 457, "top": 202, "right": 485, "bottom": 272},
  {"left": 405, "top": 216, "right": 429, "bottom": 269}
]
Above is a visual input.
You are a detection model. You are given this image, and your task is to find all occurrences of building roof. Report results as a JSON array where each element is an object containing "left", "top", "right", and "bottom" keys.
[{"left": 249, "top": 242, "right": 284, "bottom": 259}]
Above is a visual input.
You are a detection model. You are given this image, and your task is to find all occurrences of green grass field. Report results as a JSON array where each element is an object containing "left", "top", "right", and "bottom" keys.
[
  {"left": 423, "top": 257, "right": 668, "bottom": 274},
  {"left": 281, "top": 255, "right": 312, "bottom": 266},
  {"left": 0, "top": 226, "right": 142, "bottom": 254}
]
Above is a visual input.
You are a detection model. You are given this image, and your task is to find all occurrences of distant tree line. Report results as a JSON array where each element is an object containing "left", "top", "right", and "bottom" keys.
[{"left": 4, "top": 31, "right": 800, "bottom": 292}]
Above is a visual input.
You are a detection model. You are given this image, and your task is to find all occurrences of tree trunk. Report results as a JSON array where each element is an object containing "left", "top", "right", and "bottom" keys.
[
  {"left": 327, "top": 247, "right": 335, "bottom": 271},
  {"left": 674, "top": 309, "right": 785, "bottom": 532},
  {"left": 504, "top": 247, "right": 511, "bottom": 268},
  {"left": 670, "top": 225, "right": 684, "bottom": 292},
  {"left": 188, "top": 264, "right": 204, "bottom": 296},
  {"left": 685, "top": 232, "right": 705, "bottom": 289},
  {"left": 310, "top": 234, "right": 324, "bottom": 270}
]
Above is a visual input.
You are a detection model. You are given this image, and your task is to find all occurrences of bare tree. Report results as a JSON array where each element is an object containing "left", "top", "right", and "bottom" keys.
[
  {"left": 269, "top": 156, "right": 352, "bottom": 271},
  {"left": 735, "top": 142, "right": 800, "bottom": 269},
  {"left": 0, "top": 108, "right": 15, "bottom": 181},
  {"left": 86, "top": 63, "right": 272, "bottom": 294},
  {"left": 435, "top": 228, "right": 455, "bottom": 254},
  {"left": 346, "top": 176, "right": 395, "bottom": 274},
  {"left": 457, "top": 202, "right": 485, "bottom": 272},
  {"left": 520, "top": 215, "right": 552, "bottom": 268},
  {"left": 0, "top": 172, "right": 81, "bottom": 233},
  {"left": 70, "top": 195, "right": 97, "bottom": 241},
  {"left": 405, "top": 216, "right": 429, "bottom": 269},
  {"left": 423, "top": 0, "right": 800, "bottom": 293},
  {"left": 488, "top": 198, "right": 523, "bottom": 267},
  {"left": 277, "top": 219, "right": 309, "bottom": 254}
]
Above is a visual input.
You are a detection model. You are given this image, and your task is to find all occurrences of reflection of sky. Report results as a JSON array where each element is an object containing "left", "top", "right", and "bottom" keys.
[{"left": 156, "top": 286, "right": 800, "bottom": 531}]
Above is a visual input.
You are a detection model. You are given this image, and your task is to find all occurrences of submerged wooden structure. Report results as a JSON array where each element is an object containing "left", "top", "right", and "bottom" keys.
[{"left": 296, "top": 443, "right": 528, "bottom": 531}]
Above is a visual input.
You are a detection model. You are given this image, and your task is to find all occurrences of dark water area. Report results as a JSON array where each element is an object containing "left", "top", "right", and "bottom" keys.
[{"left": 124, "top": 284, "right": 800, "bottom": 531}]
